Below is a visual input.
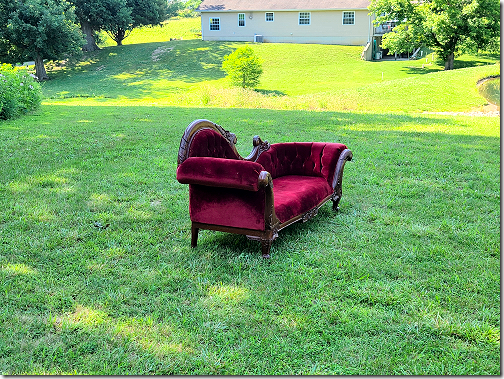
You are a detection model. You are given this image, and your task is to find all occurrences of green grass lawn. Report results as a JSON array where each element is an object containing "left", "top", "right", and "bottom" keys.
[{"left": 0, "top": 17, "right": 500, "bottom": 375}]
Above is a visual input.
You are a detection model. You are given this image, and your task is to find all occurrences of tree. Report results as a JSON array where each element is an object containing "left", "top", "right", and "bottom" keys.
[
  {"left": 71, "top": 0, "right": 122, "bottom": 51},
  {"left": 222, "top": 46, "right": 263, "bottom": 89},
  {"left": 0, "top": 0, "right": 84, "bottom": 80},
  {"left": 369, "top": 0, "right": 500, "bottom": 70},
  {"left": 177, "top": 0, "right": 202, "bottom": 17},
  {"left": 101, "top": 0, "right": 133, "bottom": 46},
  {"left": 103, "top": 0, "right": 169, "bottom": 46},
  {"left": 71, "top": 0, "right": 170, "bottom": 51},
  {"left": 379, "top": 23, "right": 418, "bottom": 56}
]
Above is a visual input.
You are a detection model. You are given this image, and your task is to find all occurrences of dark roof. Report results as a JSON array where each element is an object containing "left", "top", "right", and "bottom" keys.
[{"left": 198, "top": 0, "right": 371, "bottom": 11}]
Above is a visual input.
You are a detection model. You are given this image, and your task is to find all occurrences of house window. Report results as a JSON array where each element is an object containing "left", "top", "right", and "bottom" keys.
[
  {"left": 299, "top": 12, "right": 310, "bottom": 25},
  {"left": 238, "top": 13, "right": 245, "bottom": 27},
  {"left": 265, "top": 12, "right": 274, "bottom": 22},
  {"left": 209, "top": 17, "right": 220, "bottom": 31},
  {"left": 343, "top": 11, "right": 355, "bottom": 25}
]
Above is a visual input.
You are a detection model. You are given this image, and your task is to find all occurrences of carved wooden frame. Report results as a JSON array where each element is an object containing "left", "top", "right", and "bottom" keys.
[
  {"left": 177, "top": 119, "right": 352, "bottom": 258},
  {"left": 178, "top": 119, "right": 240, "bottom": 165}
]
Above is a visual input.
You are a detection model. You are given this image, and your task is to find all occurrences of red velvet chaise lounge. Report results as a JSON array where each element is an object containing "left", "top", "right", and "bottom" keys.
[{"left": 176, "top": 119, "right": 353, "bottom": 258}]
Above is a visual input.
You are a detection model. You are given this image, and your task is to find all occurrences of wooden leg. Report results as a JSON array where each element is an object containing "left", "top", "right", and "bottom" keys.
[
  {"left": 247, "top": 234, "right": 274, "bottom": 258},
  {"left": 191, "top": 224, "right": 199, "bottom": 247},
  {"left": 332, "top": 195, "right": 341, "bottom": 211},
  {"left": 261, "top": 238, "right": 272, "bottom": 259}
]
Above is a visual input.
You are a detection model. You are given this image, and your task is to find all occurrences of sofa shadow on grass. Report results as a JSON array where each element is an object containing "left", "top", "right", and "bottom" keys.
[{"left": 191, "top": 208, "right": 343, "bottom": 260}]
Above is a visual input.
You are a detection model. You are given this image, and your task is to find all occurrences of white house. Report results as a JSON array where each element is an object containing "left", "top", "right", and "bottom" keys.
[{"left": 197, "top": 0, "right": 374, "bottom": 46}]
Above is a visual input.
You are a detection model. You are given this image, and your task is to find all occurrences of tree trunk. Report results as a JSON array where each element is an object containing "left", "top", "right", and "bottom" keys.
[
  {"left": 444, "top": 52, "right": 455, "bottom": 70},
  {"left": 34, "top": 54, "right": 49, "bottom": 81},
  {"left": 114, "top": 29, "right": 126, "bottom": 46},
  {"left": 81, "top": 20, "right": 100, "bottom": 52}
]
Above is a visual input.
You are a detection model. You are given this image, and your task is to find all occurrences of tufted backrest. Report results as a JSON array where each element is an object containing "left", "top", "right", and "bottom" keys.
[
  {"left": 188, "top": 128, "right": 240, "bottom": 160},
  {"left": 255, "top": 142, "right": 347, "bottom": 185}
]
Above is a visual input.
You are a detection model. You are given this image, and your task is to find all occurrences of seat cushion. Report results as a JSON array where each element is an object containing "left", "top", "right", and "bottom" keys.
[{"left": 273, "top": 176, "right": 333, "bottom": 224}]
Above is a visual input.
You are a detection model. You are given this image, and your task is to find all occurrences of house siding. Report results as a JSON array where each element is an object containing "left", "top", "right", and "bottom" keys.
[{"left": 201, "top": 10, "right": 372, "bottom": 45}]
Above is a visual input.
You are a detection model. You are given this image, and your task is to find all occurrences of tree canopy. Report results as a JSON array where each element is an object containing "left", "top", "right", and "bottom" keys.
[
  {"left": 0, "top": 0, "right": 84, "bottom": 80},
  {"left": 103, "top": 0, "right": 169, "bottom": 46},
  {"left": 222, "top": 46, "right": 263, "bottom": 89},
  {"left": 71, "top": 0, "right": 173, "bottom": 50},
  {"left": 70, "top": 0, "right": 121, "bottom": 51},
  {"left": 369, "top": 0, "right": 500, "bottom": 70}
]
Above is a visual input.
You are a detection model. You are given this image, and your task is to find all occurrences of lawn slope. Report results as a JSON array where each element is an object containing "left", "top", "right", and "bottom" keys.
[{"left": 41, "top": 23, "right": 499, "bottom": 113}]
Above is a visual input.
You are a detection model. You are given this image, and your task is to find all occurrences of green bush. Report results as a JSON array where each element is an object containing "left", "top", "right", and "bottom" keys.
[
  {"left": 222, "top": 46, "right": 263, "bottom": 88},
  {"left": 0, "top": 64, "right": 42, "bottom": 120}
]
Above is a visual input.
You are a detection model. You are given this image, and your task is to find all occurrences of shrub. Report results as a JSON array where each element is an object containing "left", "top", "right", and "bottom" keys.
[
  {"left": 222, "top": 46, "right": 263, "bottom": 88},
  {"left": 0, "top": 64, "right": 42, "bottom": 120}
]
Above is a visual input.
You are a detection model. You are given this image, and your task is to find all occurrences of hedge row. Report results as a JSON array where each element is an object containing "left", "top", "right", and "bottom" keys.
[{"left": 0, "top": 64, "right": 42, "bottom": 120}]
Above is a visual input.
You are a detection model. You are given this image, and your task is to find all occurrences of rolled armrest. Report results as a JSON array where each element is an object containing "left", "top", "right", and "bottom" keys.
[{"left": 176, "top": 157, "right": 268, "bottom": 191}]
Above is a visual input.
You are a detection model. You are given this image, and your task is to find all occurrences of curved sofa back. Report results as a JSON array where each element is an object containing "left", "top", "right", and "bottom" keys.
[
  {"left": 256, "top": 142, "right": 347, "bottom": 185},
  {"left": 188, "top": 128, "right": 240, "bottom": 160}
]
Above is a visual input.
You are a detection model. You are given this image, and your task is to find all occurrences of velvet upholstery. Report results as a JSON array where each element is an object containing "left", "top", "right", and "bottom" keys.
[
  {"left": 255, "top": 142, "right": 347, "bottom": 185},
  {"left": 176, "top": 119, "right": 352, "bottom": 257},
  {"left": 188, "top": 129, "right": 239, "bottom": 160},
  {"left": 179, "top": 141, "right": 349, "bottom": 228},
  {"left": 189, "top": 185, "right": 266, "bottom": 230},
  {"left": 272, "top": 176, "right": 333, "bottom": 223},
  {"left": 177, "top": 157, "right": 265, "bottom": 191}
]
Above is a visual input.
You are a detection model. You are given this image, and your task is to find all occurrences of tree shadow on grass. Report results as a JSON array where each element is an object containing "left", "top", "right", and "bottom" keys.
[
  {"left": 453, "top": 59, "right": 499, "bottom": 69},
  {"left": 42, "top": 40, "right": 237, "bottom": 99},
  {"left": 400, "top": 66, "right": 441, "bottom": 75},
  {"left": 399, "top": 59, "right": 499, "bottom": 75},
  {"left": 254, "top": 89, "right": 287, "bottom": 97},
  {"left": 57, "top": 40, "right": 235, "bottom": 82}
]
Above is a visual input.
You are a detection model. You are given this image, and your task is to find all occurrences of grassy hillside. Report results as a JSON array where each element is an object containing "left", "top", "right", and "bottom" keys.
[{"left": 40, "top": 18, "right": 499, "bottom": 113}]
